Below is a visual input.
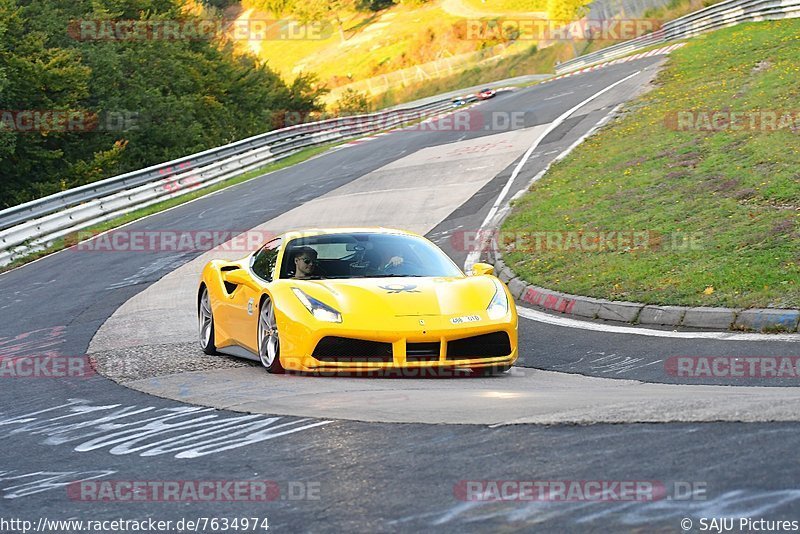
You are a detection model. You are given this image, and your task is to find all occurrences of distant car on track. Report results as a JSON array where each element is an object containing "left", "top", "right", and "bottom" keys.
[
  {"left": 477, "top": 88, "right": 496, "bottom": 100},
  {"left": 451, "top": 97, "right": 466, "bottom": 107},
  {"left": 198, "top": 228, "right": 518, "bottom": 375}
]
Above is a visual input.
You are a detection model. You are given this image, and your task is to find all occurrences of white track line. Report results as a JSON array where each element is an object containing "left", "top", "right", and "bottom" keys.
[
  {"left": 464, "top": 70, "right": 642, "bottom": 272},
  {"left": 517, "top": 306, "right": 800, "bottom": 342}
]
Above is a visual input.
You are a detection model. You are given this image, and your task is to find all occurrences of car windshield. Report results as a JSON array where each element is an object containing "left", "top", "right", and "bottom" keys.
[{"left": 279, "top": 232, "right": 463, "bottom": 279}]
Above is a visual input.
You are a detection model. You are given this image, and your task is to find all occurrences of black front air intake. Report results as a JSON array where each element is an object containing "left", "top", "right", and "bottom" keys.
[
  {"left": 446, "top": 332, "right": 511, "bottom": 360},
  {"left": 406, "top": 342, "right": 441, "bottom": 361},
  {"left": 312, "top": 336, "right": 394, "bottom": 362}
]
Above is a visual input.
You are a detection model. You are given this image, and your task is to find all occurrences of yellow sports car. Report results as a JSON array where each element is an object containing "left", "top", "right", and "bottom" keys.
[{"left": 197, "top": 228, "right": 517, "bottom": 375}]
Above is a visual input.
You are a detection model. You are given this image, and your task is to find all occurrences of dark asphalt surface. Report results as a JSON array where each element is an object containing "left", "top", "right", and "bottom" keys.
[{"left": 2, "top": 56, "right": 799, "bottom": 532}]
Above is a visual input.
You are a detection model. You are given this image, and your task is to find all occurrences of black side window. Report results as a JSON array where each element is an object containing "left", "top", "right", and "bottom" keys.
[{"left": 251, "top": 239, "right": 281, "bottom": 281}]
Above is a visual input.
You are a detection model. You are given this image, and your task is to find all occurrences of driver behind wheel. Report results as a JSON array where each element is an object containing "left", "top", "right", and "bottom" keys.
[{"left": 293, "top": 246, "right": 319, "bottom": 279}]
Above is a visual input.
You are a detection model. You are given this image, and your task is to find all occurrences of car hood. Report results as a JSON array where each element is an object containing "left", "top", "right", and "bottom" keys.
[{"left": 291, "top": 276, "right": 498, "bottom": 317}]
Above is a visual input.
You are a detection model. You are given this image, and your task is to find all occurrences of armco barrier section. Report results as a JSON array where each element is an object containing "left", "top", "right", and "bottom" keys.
[{"left": 0, "top": 101, "right": 453, "bottom": 266}]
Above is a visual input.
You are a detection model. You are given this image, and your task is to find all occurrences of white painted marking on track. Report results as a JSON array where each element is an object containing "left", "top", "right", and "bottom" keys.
[
  {"left": 0, "top": 399, "right": 333, "bottom": 459},
  {"left": 517, "top": 306, "right": 800, "bottom": 341},
  {"left": 0, "top": 470, "right": 116, "bottom": 499},
  {"left": 544, "top": 91, "right": 575, "bottom": 101}
]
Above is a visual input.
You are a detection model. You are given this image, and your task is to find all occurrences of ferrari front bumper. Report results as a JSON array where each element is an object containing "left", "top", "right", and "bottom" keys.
[{"left": 279, "top": 316, "right": 518, "bottom": 372}]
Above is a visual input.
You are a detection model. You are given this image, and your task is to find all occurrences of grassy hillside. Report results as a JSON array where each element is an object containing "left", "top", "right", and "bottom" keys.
[
  {"left": 238, "top": 0, "right": 724, "bottom": 109},
  {"left": 242, "top": 1, "right": 539, "bottom": 102}
]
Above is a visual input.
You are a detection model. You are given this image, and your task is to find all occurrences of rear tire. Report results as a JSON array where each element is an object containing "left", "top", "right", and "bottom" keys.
[
  {"left": 198, "top": 287, "right": 217, "bottom": 355},
  {"left": 258, "top": 296, "right": 285, "bottom": 374}
]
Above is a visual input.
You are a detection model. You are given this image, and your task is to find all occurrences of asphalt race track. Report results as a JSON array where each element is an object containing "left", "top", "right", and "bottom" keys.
[{"left": 2, "top": 55, "right": 800, "bottom": 532}]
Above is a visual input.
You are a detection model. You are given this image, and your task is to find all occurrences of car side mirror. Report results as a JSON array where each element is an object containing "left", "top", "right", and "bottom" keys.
[
  {"left": 470, "top": 263, "right": 494, "bottom": 276},
  {"left": 222, "top": 268, "right": 259, "bottom": 290}
]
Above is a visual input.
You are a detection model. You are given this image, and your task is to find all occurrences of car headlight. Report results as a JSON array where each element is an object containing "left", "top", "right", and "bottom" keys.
[
  {"left": 486, "top": 280, "right": 509, "bottom": 320},
  {"left": 292, "top": 288, "right": 342, "bottom": 323}
]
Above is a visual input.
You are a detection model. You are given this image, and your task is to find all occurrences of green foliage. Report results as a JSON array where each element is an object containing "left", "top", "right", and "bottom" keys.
[
  {"left": 0, "top": 0, "right": 326, "bottom": 209},
  {"left": 201, "top": 0, "right": 240, "bottom": 9},
  {"left": 356, "top": 0, "right": 396, "bottom": 11},
  {"left": 332, "top": 88, "right": 370, "bottom": 114},
  {"left": 292, "top": 0, "right": 356, "bottom": 41},
  {"left": 247, "top": 0, "right": 295, "bottom": 17},
  {"left": 546, "top": 0, "right": 591, "bottom": 21}
]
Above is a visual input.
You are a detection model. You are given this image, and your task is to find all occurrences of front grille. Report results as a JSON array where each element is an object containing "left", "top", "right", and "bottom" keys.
[
  {"left": 406, "top": 342, "right": 440, "bottom": 361},
  {"left": 446, "top": 332, "right": 511, "bottom": 360},
  {"left": 312, "top": 336, "right": 393, "bottom": 362}
]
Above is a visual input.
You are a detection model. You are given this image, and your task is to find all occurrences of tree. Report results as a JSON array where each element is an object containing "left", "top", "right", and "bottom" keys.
[
  {"left": 0, "top": 0, "right": 327, "bottom": 208},
  {"left": 332, "top": 88, "right": 370, "bottom": 114},
  {"left": 293, "top": 0, "right": 356, "bottom": 42}
]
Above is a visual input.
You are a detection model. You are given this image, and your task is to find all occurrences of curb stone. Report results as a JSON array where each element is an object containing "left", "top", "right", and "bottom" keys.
[
  {"left": 734, "top": 309, "right": 800, "bottom": 333},
  {"left": 639, "top": 305, "right": 686, "bottom": 327},
  {"left": 570, "top": 297, "right": 603, "bottom": 319},
  {"left": 493, "top": 254, "right": 799, "bottom": 333},
  {"left": 681, "top": 307, "right": 739, "bottom": 330},
  {"left": 507, "top": 278, "right": 528, "bottom": 300},
  {"left": 596, "top": 300, "right": 643, "bottom": 323}
]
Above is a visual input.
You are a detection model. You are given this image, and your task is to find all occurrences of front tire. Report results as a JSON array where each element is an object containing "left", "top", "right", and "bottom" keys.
[
  {"left": 198, "top": 287, "right": 217, "bottom": 355},
  {"left": 258, "top": 296, "right": 284, "bottom": 374}
]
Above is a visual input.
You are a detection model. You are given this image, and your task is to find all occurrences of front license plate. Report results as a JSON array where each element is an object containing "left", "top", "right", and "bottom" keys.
[{"left": 450, "top": 315, "right": 481, "bottom": 324}]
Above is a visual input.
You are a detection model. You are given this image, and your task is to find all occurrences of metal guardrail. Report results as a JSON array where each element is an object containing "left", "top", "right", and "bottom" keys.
[
  {"left": 0, "top": 100, "right": 454, "bottom": 266},
  {"left": 0, "top": 101, "right": 449, "bottom": 230},
  {"left": 556, "top": 0, "right": 800, "bottom": 73}
]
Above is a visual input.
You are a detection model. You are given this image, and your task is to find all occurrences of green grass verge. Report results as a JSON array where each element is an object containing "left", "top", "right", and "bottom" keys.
[
  {"left": 0, "top": 144, "right": 330, "bottom": 274},
  {"left": 501, "top": 20, "right": 800, "bottom": 309}
]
